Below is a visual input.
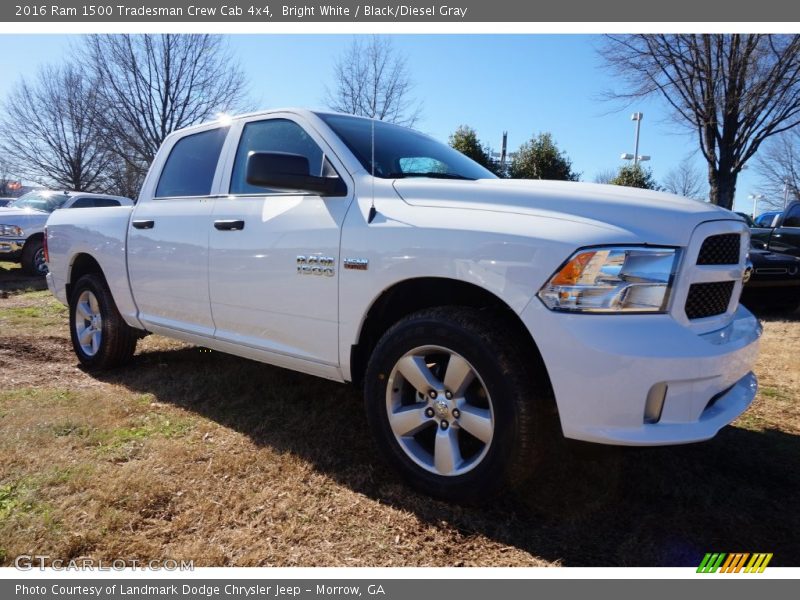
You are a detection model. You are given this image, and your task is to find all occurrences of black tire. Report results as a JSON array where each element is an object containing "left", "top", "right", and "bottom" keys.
[
  {"left": 364, "top": 307, "right": 552, "bottom": 503},
  {"left": 21, "top": 237, "right": 47, "bottom": 276},
  {"left": 69, "top": 273, "right": 137, "bottom": 369}
]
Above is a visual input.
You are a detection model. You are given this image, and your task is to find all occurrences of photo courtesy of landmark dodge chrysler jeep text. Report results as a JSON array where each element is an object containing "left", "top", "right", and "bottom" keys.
[{"left": 44, "top": 109, "right": 761, "bottom": 502}]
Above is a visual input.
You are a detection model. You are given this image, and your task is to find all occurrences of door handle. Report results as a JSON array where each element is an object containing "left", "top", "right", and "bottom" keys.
[
  {"left": 132, "top": 220, "right": 154, "bottom": 230},
  {"left": 214, "top": 219, "right": 245, "bottom": 231}
]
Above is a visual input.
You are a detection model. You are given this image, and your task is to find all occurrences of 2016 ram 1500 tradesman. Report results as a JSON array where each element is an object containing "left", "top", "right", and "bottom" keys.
[{"left": 45, "top": 109, "right": 761, "bottom": 502}]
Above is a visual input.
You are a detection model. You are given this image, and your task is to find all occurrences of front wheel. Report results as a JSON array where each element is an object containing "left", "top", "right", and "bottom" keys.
[
  {"left": 21, "top": 238, "right": 47, "bottom": 276},
  {"left": 364, "top": 307, "right": 551, "bottom": 503},
  {"left": 69, "top": 274, "right": 137, "bottom": 369}
]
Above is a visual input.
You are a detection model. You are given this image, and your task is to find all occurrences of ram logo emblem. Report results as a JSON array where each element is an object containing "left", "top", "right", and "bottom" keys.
[
  {"left": 297, "top": 255, "right": 335, "bottom": 277},
  {"left": 343, "top": 258, "right": 369, "bottom": 271}
]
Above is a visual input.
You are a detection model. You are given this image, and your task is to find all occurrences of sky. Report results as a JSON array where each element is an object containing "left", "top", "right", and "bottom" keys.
[{"left": 0, "top": 33, "right": 768, "bottom": 214}]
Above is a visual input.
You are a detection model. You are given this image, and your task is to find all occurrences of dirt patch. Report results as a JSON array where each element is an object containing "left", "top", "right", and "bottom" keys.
[{"left": 0, "top": 335, "right": 95, "bottom": 389}]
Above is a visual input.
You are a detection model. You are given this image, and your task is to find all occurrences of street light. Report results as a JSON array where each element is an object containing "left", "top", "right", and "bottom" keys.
[
  {"left": 783, "top": 181, "right": 791, "bottom": 210},
  {"left": 748, "top": 194, "right": 764, "bottom": 219},
  {"left": 621, "top": 113, "right": 650, "bottom": 166}
]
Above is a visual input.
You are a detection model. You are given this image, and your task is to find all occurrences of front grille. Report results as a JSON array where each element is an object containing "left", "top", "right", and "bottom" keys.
[
  {"left": 697, "top": 233, "right": 740, "bottom": 265},
  {"left": 685, "top": 281, "right": 735, "bottom": 319}
]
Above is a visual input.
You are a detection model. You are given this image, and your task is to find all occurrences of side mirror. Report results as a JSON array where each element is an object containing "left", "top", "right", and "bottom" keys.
[{"left": 245, "top": 152, "right": 346, "bottom": 196}]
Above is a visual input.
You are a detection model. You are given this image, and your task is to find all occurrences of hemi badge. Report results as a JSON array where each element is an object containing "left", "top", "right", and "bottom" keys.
[{"left": 344, "top": 258, "right": 369, "bottom": 271}]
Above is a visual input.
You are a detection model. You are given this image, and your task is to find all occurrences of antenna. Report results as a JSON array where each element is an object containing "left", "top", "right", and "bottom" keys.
[{"left": 368, "top": 118, "right": 377, "bottom": 224}]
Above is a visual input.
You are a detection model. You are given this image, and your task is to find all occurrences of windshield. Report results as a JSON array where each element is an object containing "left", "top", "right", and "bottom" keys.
[
  {"left": 11, "top": 191, "right": 69, "bottom": 213},
  {"left": 317, "top": 113, "right": 496, "bottom": 180}
]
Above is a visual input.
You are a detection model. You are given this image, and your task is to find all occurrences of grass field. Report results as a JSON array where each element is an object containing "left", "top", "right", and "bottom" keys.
[{"left": 1, "top": 260, "right": 798, "bottom": 567}]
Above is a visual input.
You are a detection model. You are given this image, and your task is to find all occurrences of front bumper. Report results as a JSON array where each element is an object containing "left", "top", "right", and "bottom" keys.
[
  {"left": 0, "top": 238, "right": 24, "bottom": 258},
  {"left": 521, "top": 301, "right": 761, "bottom": 446}
]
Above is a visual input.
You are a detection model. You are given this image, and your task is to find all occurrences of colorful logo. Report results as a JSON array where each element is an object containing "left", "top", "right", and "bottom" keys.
[{"left": 697, "top": 553, "right": 773, "bottom": 573}]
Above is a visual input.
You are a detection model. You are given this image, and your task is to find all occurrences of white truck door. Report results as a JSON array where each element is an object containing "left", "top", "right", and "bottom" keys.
[
  {"left": 128, "top": 126, "right": 229, "bottom": 337},
  {"left": 208, "top": 115, "right": 353, "bottom": 365}
]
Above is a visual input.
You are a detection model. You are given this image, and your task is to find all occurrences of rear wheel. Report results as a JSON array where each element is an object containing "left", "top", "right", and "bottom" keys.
[
  {"left": 364, "top": 307, "right": 551, "bottom": 503},
  {"left": 21, "top": 238, "right": 47, "bottom": 276},
  {"left": 69, "top": 274, "right": 137, "bottom": 369}
]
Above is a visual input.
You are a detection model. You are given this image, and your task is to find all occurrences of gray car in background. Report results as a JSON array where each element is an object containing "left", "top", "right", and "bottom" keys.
[{"left": 0, "top": 190, "right": 133, "bottom": 275}]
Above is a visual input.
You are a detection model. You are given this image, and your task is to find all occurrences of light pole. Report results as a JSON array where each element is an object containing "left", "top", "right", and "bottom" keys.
[
  {"left": 748, "top": 194, "right": 764, "bottom": 219},
  {"left": 784, "top": 181, "right": 791, "bottom": 210},
  {"left": 620, "top": 113, "right": 651, "bottom": 166}
]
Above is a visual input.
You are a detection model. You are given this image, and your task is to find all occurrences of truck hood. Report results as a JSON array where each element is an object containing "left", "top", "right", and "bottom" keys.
[
  {"left": 392, "top": 178, "right": 734, "bottom": 246},
  {"left": 0, "top": 207, "right": 48, "bottom": 229}
]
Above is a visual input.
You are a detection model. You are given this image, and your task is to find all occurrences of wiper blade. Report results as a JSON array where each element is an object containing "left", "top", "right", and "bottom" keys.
[{"left": 385, "top": 171, "right": 475, "bottom": 180}]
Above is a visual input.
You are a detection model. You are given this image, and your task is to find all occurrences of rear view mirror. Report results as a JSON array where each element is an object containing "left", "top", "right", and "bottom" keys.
[{"left": 246, "top": 152, "right": 346, "bottom": 196}]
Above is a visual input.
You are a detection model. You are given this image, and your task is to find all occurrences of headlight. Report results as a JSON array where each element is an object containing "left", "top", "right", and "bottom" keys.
[
  {"left": 538, "top": 246, "right": 680, "bottom": 313},
  {"left": 0, "top": 224, "right": 24, "bottom": 237}
]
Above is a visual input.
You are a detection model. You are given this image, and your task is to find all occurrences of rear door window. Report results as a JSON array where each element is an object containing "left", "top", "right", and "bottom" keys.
[{"left": 155, "top": 127, "right": 229, "bottom": 198}]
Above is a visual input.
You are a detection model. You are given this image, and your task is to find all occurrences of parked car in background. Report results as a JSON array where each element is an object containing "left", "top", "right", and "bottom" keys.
[
  {"left": 740, "top": 201, "right": 800, "bottom": 312},
  {"left": 750, "top": 201, "right": 800, "bottom": 254},
  {"left": 754, "top": 210, "right": 782, "bottom": 228},
  {"left": 0, "top": 190, "right": 133, "bottom": 275},
  {"left": 741, "top": 249, "right": 800, "bottom": 312}
]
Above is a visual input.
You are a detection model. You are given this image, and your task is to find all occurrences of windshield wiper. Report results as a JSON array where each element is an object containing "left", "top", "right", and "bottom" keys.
[{"left": 385, "top": 172, "right": 476, "bottom": 180}]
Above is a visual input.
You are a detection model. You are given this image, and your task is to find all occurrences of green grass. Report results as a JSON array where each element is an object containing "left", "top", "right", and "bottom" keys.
[
  {"left": 0, "top": 479, "right": 41, "bottom": 521},
  {"left": 0, "top": 388, "right": 81, "bottom": 407},
  {"left": 0, "top": 296, "right": 67, "bottom": 328},
  {"left": 80, "top": 414, "right": 194, "bottom": 465}
]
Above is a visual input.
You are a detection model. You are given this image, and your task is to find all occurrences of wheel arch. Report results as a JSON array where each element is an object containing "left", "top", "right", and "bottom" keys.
[
  {"left": 66, "top": 253, "right": 106, "bottom": 302},
  {"left": 22, "top": 232, "right": 44, "bottom": 247},
  {"left": 349, "top": 277, "right": 554, "bottom": 402}
]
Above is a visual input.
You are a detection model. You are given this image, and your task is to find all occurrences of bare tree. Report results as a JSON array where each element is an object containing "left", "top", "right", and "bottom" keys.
[
  {"left": 602, "top": 35, "right": 800, "bottom": 209},
  {"left": 85, "top": 34, "right": 247, "bottom": 189},
  {"left": 594, "top": 168, "right": 619, "bottom": 184},
  {"left": 662, "top": 158, "right": 706, "bottom": 199},
  {"left": 326, "top": 36, "right": 422, "bottom": 126},
  {"left": 754, "top": 129, "right": 800, "bottom": 209},
  {"left": 0, "top": 64, "right": 113, "bottom": 192}
]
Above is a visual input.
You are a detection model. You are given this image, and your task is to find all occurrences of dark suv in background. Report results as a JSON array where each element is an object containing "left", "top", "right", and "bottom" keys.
[{"left": 742, "top": 202, "right": 800, "bottom": 312}]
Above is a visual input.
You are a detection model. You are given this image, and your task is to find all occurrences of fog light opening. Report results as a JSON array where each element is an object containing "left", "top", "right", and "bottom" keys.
[{"left": 644, "top": 383, "right": 667, "bottom": 424}]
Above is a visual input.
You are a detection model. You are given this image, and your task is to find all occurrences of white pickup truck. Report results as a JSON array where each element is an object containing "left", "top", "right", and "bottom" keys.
[{"left": 45, "top": 109, "right": 761, "bottom": 501}]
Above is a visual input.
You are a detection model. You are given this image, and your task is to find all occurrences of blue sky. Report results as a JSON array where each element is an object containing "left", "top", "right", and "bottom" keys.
[{"left": 0, "top": 34, "right": 766, "bottom": 214}]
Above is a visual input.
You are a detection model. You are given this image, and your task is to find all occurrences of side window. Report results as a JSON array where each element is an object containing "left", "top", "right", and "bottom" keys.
[
  {"left": 93, "top": 198, "right": 121, "bottom": 207},
  {"left": 783, "top": 204, "right": 800, "bottom": 228},
  {"left": 230, "top": 119, "right": 324, "bottom": 195},
  {"left": 69, "top": 197, "right": 94, "bottom": 209},
  {"left": 155, "top": 127, "right": 229, "bottom": 198}
]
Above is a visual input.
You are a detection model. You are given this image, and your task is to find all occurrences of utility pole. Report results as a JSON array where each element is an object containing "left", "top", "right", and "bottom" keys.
[
  {"left": 500, "top": 131, "right": 508, "bottom": 171},
  {"left": 749, "top": 194, "right": 764, "bottom": 219},
  {"left": 784, "top": 181, "right": 791, "bottom": 210},
  {"left": 620, "top": 112, "right": 650, "bottom": 166}
]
